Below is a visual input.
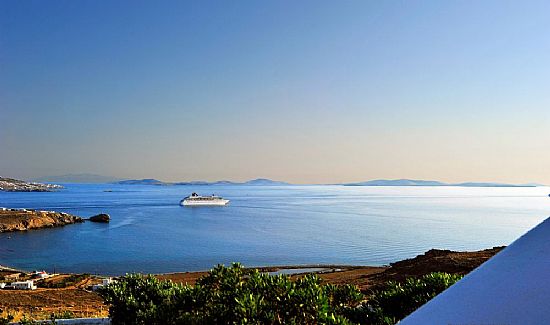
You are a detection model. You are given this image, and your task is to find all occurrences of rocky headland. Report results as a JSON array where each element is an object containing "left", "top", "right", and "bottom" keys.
[
  {"left": 0, "top": 177, "right": 63, "bottom": 192},
  {"left": 0, "top": 209, "right": 83, "bottom": 232}
]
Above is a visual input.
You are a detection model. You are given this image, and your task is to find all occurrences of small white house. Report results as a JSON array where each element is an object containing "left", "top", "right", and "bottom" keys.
[
  {"left": 0, "top": 283, "right": 6, "bottom": 289},
  {"left": 31, "top": 270, "right": 50, "bottom": 279},
  {"left": 11, "top": 280, "right": 37, "bottom": 290},
  {"left": 92, "top": 277, "right": 114, "bottom": 291}
]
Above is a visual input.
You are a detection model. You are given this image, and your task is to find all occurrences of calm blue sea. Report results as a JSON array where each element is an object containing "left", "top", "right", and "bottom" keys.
[{"left": 1, "top": 184, "right": 549, "bottom": 275}]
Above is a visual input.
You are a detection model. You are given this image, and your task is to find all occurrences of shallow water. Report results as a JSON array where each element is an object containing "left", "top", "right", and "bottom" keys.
[{"left": 1, "top": 184, "right": 549, "bottom": 275}]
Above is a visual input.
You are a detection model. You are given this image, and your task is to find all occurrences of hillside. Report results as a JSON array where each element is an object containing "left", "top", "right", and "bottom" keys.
[{"left": 0, "top": 177, "right": 63, "bottom": 192}]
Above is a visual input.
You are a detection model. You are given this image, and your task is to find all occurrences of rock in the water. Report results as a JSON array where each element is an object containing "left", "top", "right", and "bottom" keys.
[{"left": 89, "top": 213, "right": 110, "bottom": 223}]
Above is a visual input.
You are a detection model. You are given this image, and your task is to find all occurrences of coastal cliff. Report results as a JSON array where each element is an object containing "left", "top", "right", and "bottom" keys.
[
  {"left": 0, "top": 177, "right": 63, "bottom": 192},
  {"left": 0, "top": 209, "right": 83, "bottom": 232}
]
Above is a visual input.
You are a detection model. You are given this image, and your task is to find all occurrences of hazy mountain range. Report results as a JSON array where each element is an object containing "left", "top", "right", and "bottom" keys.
[
  {"left": 34, "top": 173, "right": 122, "bottom": 184},
  {"left": 119, "top": 178, "right": 543, "bottom": 187},
  {"left": 117, "top": 178, "right": 290, "bottom": 186},
  {"left": 343, "top": 179, "right": 543, "bottom": 187},
  {"left": 32, "top": 174, "right": 544, "bottom": 187}
]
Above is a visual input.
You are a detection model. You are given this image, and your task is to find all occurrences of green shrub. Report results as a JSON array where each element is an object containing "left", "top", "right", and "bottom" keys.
[
  {"left": 0, "top": 314, "right": 14, "bottom": 325},
  {"left": 99, "top": 266, "right": 462, "bottom": 325},
  {"left": 51, "top": 310, "right": 75, "bottom": 320},
  {"left": 99, "top": 273, "right": 185, "bottom": 325},
  {"left": 18, "top": 316, "right": 39, "bottom": 325},
  {"left": 356, "top": 272, "right": 463, "bottom": 325},
  {"left": 100, "top": 263, "right": 363, "bottom": 325}
]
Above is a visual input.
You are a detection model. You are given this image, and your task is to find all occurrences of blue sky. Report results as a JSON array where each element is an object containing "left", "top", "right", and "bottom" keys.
[{"left": 1, "top": 0, "right": 549, "bottom": 183}]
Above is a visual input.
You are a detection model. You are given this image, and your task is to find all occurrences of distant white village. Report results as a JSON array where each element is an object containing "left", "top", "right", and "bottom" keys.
[
  {"left": 0, "top": 270, "right": 51, "bottom": 291},
  {"left": 0, "top": 176, "right": 63, "bottom": 192},
  {"left": 0, "top": 207, "right": 66, "bottom": 214},
  {"left": 0, "top": 268, "right": 114, "bottom": 291}
]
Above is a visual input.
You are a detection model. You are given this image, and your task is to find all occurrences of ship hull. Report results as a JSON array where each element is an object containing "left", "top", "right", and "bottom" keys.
[{"left": 180, "top": 199, "right": 230, "bottom": 206}]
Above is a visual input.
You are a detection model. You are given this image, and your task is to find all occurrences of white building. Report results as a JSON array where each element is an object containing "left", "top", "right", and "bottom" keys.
[
  {"left": 92, "top": 277, "right": 114, "bottom": 291},
  {"left": 0, "top": 283, "right": 6, "bottom": 289},
  {"left": 11, "top": 280, "right": 37, "bottom": 290},
  {"left": 31, "top": 270, "right": 50, "bottom": 279}
]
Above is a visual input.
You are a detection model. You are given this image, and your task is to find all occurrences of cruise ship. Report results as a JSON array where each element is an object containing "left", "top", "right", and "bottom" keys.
[{"left": 180, "top": 193, "right": 230, "bottom": 206}]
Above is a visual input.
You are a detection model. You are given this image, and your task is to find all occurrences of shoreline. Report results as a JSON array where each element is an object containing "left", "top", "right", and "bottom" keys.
[
  {"left": 0, "top": 264, "right": 25, "bottom": 273},
  {"left": 0, "top": 246, "right": 504, "bottom": 279},
  {"left": 155, "top": 246, "right": 505, "bottom": 290},
  {"left": 0, "top": 246, "right": 504, "bottom": 321},
  {"left": 0, "top": 247, "right": 505, "bottom": 278}
]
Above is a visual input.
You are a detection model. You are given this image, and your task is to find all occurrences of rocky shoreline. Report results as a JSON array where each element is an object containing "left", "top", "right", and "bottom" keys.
[
  {"left": 0, "top": 176, "right": 63, "bottom": 192},
  {"left": 0, "top": 208, "right": 83, "bottom": 232},
  {"left": 158, "top": 246, "right": 505, "bottom": 292},
  {"left": 0, "top": 246, "right": 503, "bottom": 321}
]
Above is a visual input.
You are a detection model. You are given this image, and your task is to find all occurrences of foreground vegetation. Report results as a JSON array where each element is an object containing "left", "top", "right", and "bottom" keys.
[
  {"left": 98, "top": 263, "right": 462, "bottom": 325},
  {"left": 353, "top": 272, "right": 463, "bottom": 324}
]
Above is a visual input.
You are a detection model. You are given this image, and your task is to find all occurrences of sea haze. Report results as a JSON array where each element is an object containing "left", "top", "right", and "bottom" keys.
[{"left": 1, "top": 184, "right": 549, "bottom": 275}]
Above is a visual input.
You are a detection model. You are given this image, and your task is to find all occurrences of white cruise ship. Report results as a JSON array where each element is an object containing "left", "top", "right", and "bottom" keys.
[{"left": 180, "top": 193, "right": 230, "bottom": 206}]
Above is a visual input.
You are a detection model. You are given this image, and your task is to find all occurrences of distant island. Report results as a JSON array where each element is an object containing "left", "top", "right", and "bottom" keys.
[
  {"left": 22, "top": 175, "right": 545, "bottom": 188},
  {"left": 343, "top": 179, "right": 542, "bottom": 187},
  {"left": 0, "top": 177, "right": 63, "bottom": 192},
  {"left": 116, "top": 178, "right": 291, "bottom": 186},
  {"left": 112, "top": 178, "right": 543, "bottom": 187},
  {"left": 33, "top": 173, "right": 121, "bottom": 184},
  {"left": 117, "top": 178, "right": 166, "bottom": 185}
]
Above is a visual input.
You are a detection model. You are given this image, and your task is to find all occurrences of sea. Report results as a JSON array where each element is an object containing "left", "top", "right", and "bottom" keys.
[{"left": 1, "top": 184, "right": 549, "bottom": 275}]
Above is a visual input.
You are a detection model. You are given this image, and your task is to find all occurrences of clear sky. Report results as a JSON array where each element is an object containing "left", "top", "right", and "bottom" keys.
[{"left": 1, "top": 0, "right": 549, "bottom": 184}]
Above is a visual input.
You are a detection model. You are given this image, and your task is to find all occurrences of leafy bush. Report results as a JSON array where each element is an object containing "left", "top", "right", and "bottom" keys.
[
  {"left": 99, "top": 266, "right": 462, "bottom": 325},
  {"left": 354, "top": 272, "right": 463, "bottom": 325},
  {"left": 18, "top": 316, "right": 39, "bottom": 325},
  {"left": 0, "top": 308, "right": 14, "bottom": 325},
  {"left": 99, "top": 272, "right": 185, "bottom": 324},
  {"left": 51, "top": 310, "right": 75, "bottom": 320},
  {"left": 0, "top": 315, "right": 14, "bottom": 325},
  {"left": 100, "top": 263, "right": 363, "bottom": 325}
]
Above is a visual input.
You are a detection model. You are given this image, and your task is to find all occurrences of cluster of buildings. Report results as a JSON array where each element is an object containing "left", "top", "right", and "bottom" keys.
[
  {"left": 0, "top": 270, "right": 51, "bottom": 290},
  {"left": 0, "top": 207, "right": 60, "bottom": 213},
  {"left": 1, "top": 280, "right": 37, "bottom": 290},
  {"left": 0, "top": 269, "right": 116, "bottom": 292},
  {"left": 0, "top": 177, "right": 63, "bottom": 192}
]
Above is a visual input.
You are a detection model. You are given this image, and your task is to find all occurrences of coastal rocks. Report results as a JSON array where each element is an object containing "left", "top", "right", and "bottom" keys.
[
  {"left": 89, "top": 213, "right": 110, "bottom": 223},
  {"left": 369, "top": 247, "right": 505, "bottom": 286},
  {"left": 0, "top": 209, "right": 83, "bottom": 232},
  {"left": 0, "top": 177, "right": 63, "bottom": 192}
]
